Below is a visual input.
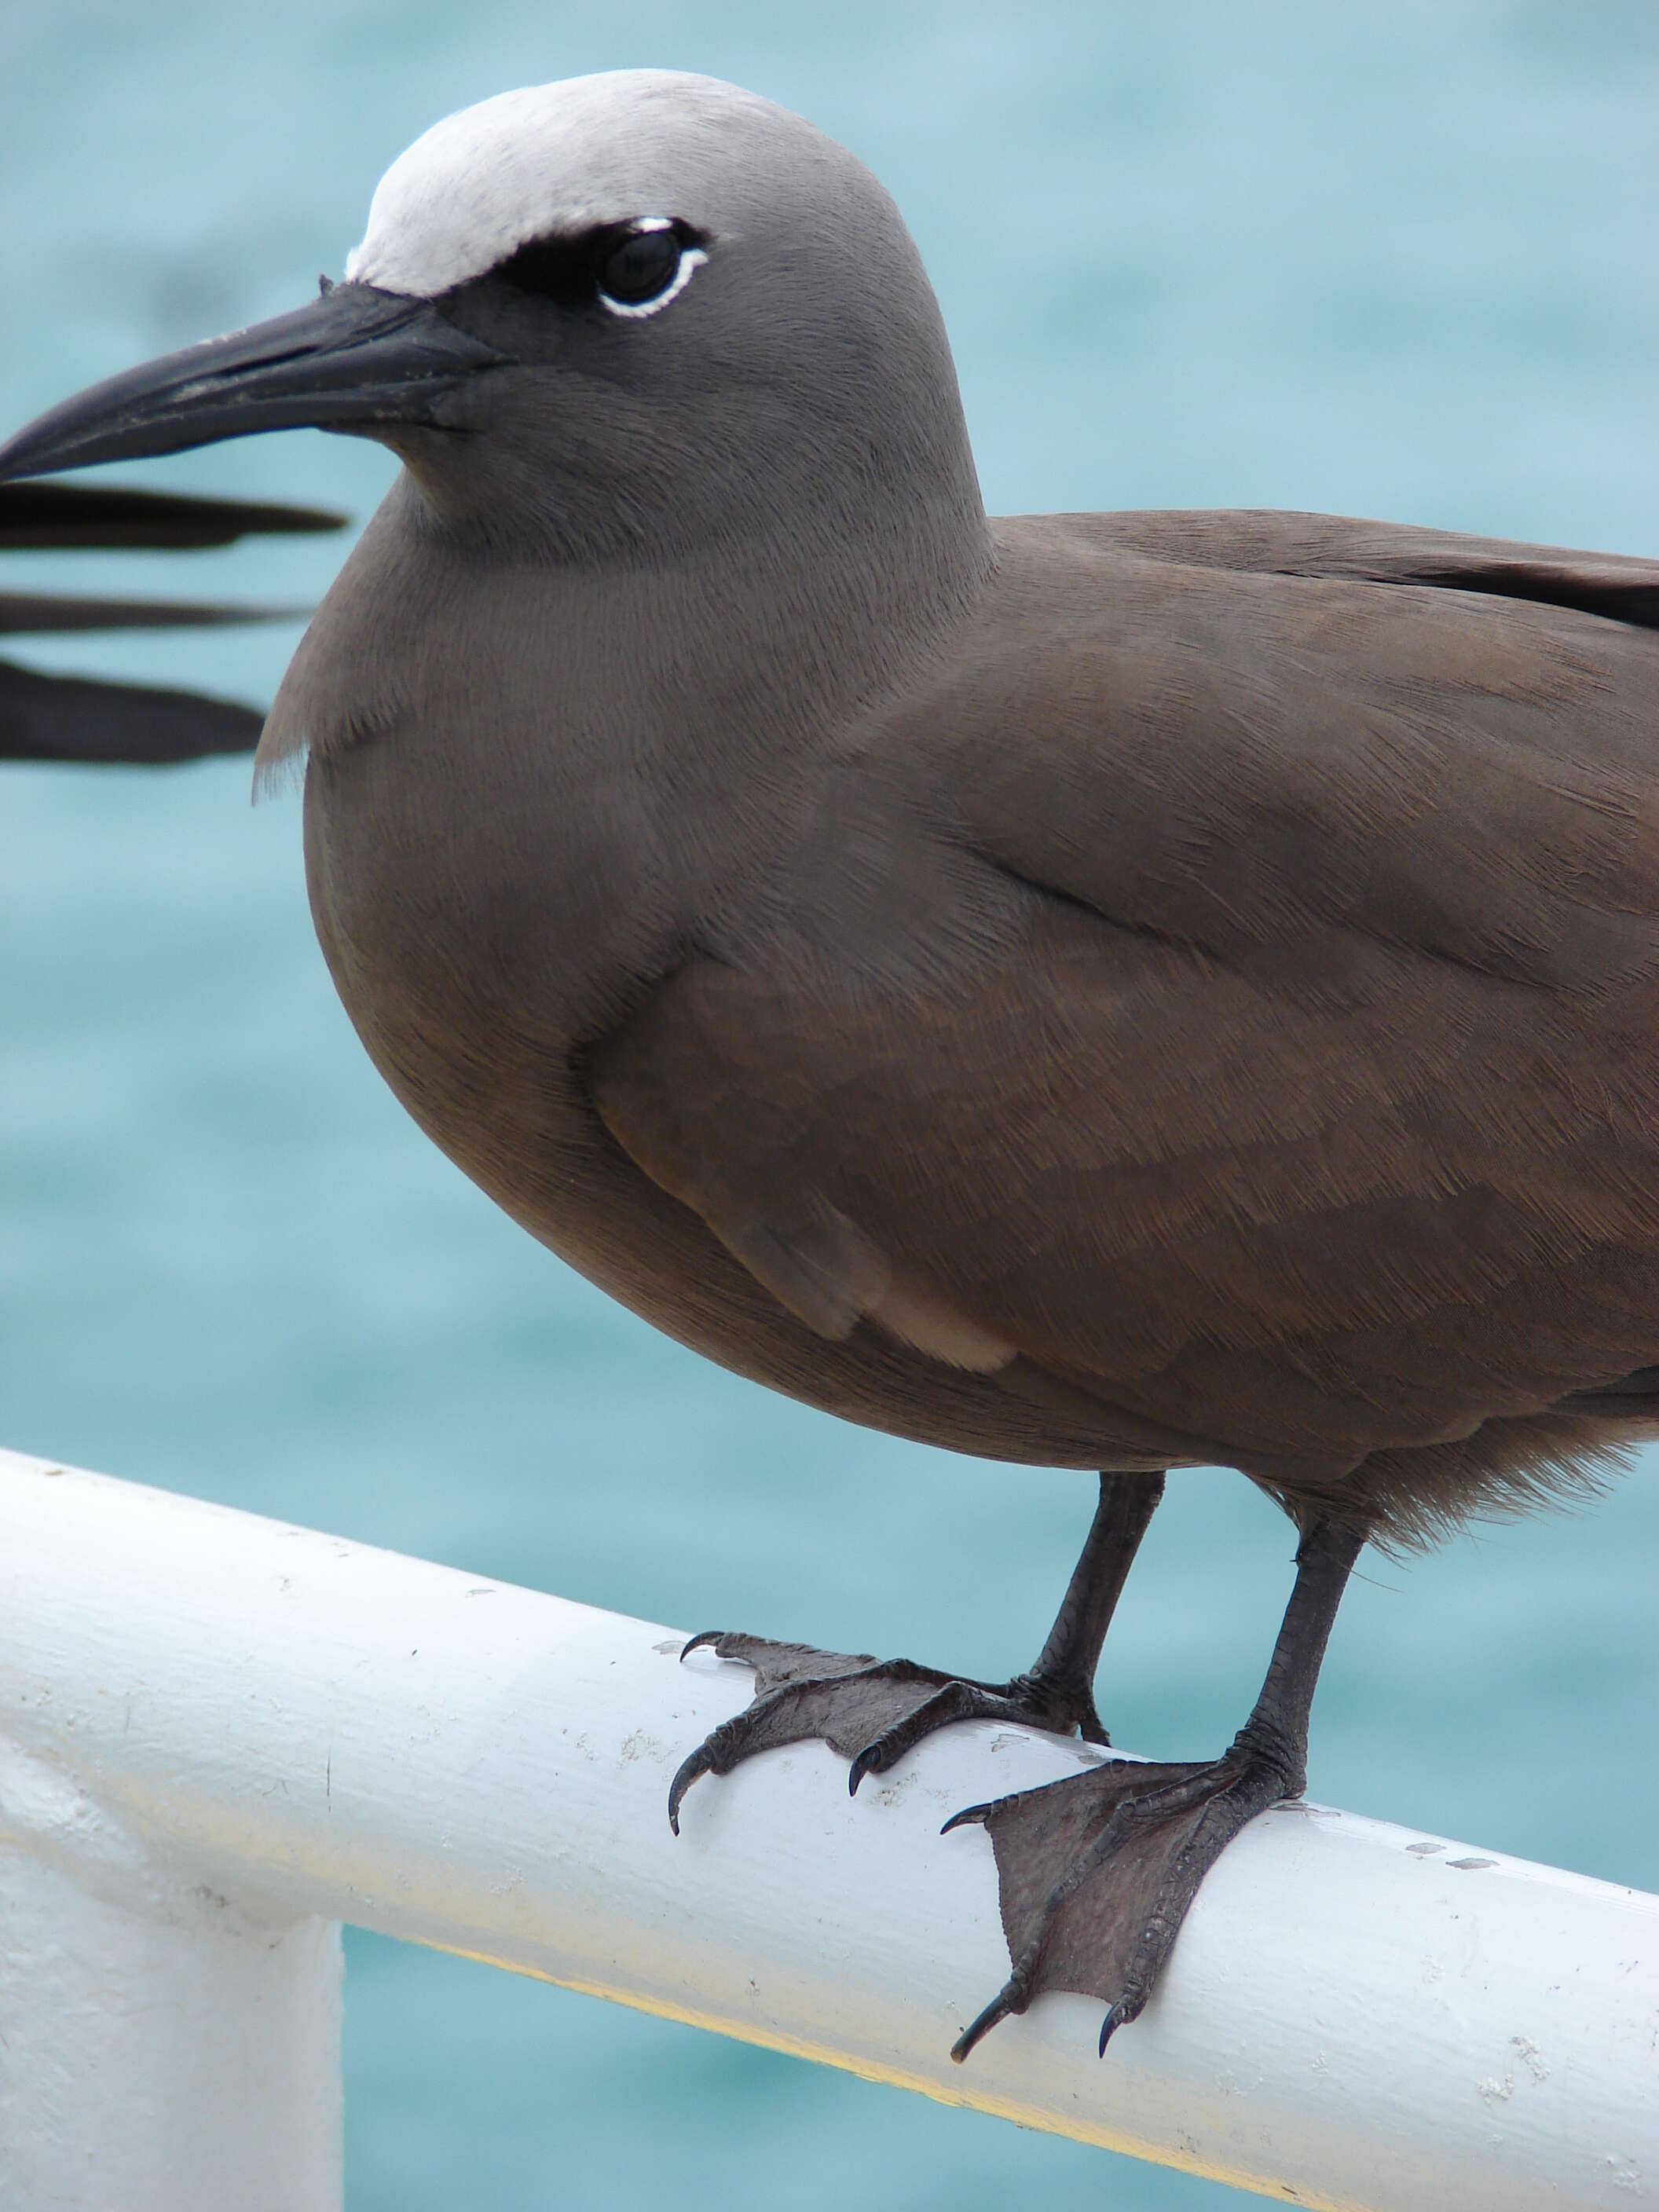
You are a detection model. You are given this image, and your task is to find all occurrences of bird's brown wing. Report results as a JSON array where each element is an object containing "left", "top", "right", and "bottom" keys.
[
  {"left": 1053, "top": 507, "right": 1659, "bottom": 629},
  {"left": 591, "top": 515, "right": 1659, "bottom": 1510}
]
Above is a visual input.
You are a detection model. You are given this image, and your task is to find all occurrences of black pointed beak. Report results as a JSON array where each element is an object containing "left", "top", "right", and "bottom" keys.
[{"left": 0, "top": 284, "right": 508, "bottom": 484}]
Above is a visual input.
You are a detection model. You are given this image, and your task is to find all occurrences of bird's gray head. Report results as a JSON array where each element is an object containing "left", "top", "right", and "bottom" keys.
[{"left": 0, "top": 71, "right": 987, "bottom": 577}]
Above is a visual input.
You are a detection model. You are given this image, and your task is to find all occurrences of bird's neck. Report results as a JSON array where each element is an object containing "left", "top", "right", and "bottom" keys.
[{"left": 258, "top": 468, "right": 994, "bottom": 790}]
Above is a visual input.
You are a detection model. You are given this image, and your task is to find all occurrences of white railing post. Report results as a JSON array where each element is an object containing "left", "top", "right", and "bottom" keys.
[
  {"left": 0, "top": 1840, "right": 342, "bottom": 2211},
  {"left": 2, "top": 1444, "right": 1657, "bottom": 2212}
]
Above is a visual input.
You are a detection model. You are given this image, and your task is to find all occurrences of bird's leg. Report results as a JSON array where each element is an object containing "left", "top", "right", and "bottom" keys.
[
  {"left": 1002, "top": 1465, "right": 1170, "bottom": 1744},
  {"left": 668, "top": 1469, "right": 1164, "bottom": 1834},
  {"left": 946, "top": 1511, "right": 1365, "bottom": 2063}
]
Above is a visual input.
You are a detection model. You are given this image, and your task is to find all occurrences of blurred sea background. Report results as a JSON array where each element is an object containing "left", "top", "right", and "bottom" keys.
[{"left": 3, "top": 4, "right": 1657, "bottom": 2205}]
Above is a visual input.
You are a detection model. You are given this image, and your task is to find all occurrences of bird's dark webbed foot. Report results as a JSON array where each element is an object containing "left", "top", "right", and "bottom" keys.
[
  {"left": 668, "top": 1630, "right": 1109, "bottom": 1833},
  {"left": 668, "top": 1470, "right": 1164, "bottom": 1835},
  {"left": 948, "top": 1514, "right": 1365, "bottom": 2062},
  {"left": 944, "top": 1719, "right": 1301, "bottom": 2060}
]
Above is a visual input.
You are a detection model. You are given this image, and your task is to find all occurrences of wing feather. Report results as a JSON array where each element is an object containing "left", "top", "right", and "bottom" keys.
[{"left": 592, "top": 514, "right": 1659, "bottom": 1491}]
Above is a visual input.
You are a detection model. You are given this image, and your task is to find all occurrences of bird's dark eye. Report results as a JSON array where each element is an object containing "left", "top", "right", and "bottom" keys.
[
  {"left": 594, "top": 224, "right": 690, "bottom": 313},
  {"left": 494, "top": 218, "right": 704, "bottom": 318}
]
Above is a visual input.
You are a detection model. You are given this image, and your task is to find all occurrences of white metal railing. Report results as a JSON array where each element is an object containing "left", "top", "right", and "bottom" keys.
[{"left": 2, "top": 1445, "right": 1655, "bottom": 2212}]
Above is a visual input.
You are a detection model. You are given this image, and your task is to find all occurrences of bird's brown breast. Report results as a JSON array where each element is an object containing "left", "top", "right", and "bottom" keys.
[{"left": 296, "top": 706, "right": 1163, "bottom": 1474}]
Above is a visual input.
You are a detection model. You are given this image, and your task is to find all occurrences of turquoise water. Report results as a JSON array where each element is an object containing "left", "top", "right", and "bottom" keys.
[{"left": 4, "top": 5, "right": 1657, "bottom": 2205}]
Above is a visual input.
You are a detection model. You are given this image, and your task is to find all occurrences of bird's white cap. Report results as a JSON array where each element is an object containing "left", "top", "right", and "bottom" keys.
[{"left": 345, "top": 71, "right": 778, "bottom": 299}]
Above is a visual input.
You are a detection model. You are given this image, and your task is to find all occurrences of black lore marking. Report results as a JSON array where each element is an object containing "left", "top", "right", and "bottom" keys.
[{"left": 493, "top": 218, "right": 706, "bottom": 319}]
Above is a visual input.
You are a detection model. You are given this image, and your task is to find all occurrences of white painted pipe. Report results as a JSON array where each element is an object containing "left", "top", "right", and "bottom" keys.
[{"left": 1, "top": 1445, "right": 1654, "bottom": 2212}]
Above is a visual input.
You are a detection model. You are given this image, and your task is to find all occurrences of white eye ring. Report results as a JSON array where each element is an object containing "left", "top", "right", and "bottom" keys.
[{"left": 598, "top": 216, "right": 708, "bottom": 320}]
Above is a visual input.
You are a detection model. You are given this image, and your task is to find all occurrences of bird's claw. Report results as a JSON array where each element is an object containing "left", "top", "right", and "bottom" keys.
[{"left": 666, "top": 1741, "right": 714, "bottom": 1835}]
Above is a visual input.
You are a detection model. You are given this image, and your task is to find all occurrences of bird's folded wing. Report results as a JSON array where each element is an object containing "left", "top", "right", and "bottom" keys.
[
  {"left": 1060, "top": 507, "right": 1658, "bottom": 630},
  {"left": 591, "top": 521, "right": 1659, "bottom": 1474},
  {"left": 951, "top": 512, "right": 1659, "bottom": 999}
]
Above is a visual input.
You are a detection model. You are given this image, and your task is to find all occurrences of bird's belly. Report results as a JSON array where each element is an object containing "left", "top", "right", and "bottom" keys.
[
  {"left": 339, "top": 961, "right": 1153, "bottom": 1466},
  {"left": 297, "top": 736, "right": 1659, "bottom": 1526},
  {"left": 308, "top": 899, "right": 1659, "bottom": 1529}
]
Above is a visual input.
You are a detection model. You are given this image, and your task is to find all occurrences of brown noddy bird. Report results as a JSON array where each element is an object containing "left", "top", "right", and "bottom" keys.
[
  {"left": 4, "top": 70, "right": 1656, "bottom": 2060},
  {"left": 2, "top": 480, "right": 346, "bottom": 764}
]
